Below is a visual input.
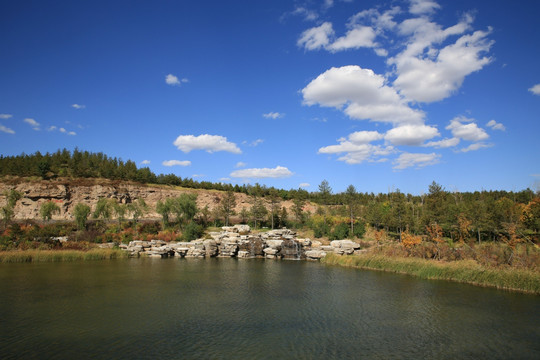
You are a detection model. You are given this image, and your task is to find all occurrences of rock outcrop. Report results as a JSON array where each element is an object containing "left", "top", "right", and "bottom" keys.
[
  {"left": 120, "top": 225, "right": 362, "bottom": 261},
  {"left": 0, "top": 178, "right": 318, "bottom": 222}
]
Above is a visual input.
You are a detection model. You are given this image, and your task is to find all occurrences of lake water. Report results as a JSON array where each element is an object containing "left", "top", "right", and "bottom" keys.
[{"left": 0, "top": 258, "right": 538, "bottom": 359}]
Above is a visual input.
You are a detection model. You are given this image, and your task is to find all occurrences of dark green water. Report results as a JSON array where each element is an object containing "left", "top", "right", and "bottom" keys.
[{"left": 0, "top": 258, "right": 538, "bottom": 359}]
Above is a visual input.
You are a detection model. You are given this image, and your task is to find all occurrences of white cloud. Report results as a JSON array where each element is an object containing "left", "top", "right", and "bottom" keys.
[
  {"left": 24, "top": 118, "right": 40, "bottom": 130},
  {"left": 384, "top": 124, "right": 439, "bottom": 145},
  {"left": 318, "top": 131, "right": 394, "bottom": 164},
  {"left": 529, "top": 84, "right": 540, "bottom": 95},
  {"left": 72, "top": 104, "right": 86, "bottom": 109},
  {"left": 59, "top": 127, "right": 66, "bottom": 133},
  {"left": 230, "top": 166, "right": 293, "bottom": 179},
  {"left": 327, "top": 26, "right": 377, "bottom": 52},
  {"left": 290, "top": 7, "right": 319, "bottom": 22},
  {"left": 0, "top": 125, "right": 15, "bottom": 134},
  {"left": 162, "top": 160, "right": 191, "bottom": 167},
  {"left": 446, "top": 116, "right": 489, "bottom": 141},
  {"left": 458, "top": 142, "right": 493, "bottom": 153},
  {"left": 391, "top": 16, "right": 493, "bottom": 103},
  {"left": 297, "top": 22, "right": 334, "bottom": 50},
  {"left": 165, "top": 74, "right": 188, "bottom": 86},
  {"left": 349, "top": 130, "right": 384, "bottom": 144},
  {"left": 486, "top": 119, "right": 505, "bottom": 131},
  {"left": 263, "top": 112, "right": 284, "bottom": 119},
  {"left": 235, "top": 162, "right": 247, "bottom": 168},
  {"left": 299, "top": 182, "right": 311, "bottom": 188},
  {"left": 393, "top": 152, "right": 441, "bottom": 169},
  {"left": 0, "top": 114, "right": 12, "bottom": 119},
  {"left": 249, "top": 139, "right": 264, "bottom": 147},
  {"left": 48, "top": 126, "right": 57, "bottom": 131},
  {"left": 409, "top": 0, "right": 440, "bottom": 15},
  {"left": 68, "top": 131, "right": 76, "bottom": 136},
  {"left": 173, "top": 134, "right": 242, "bottom": 154},
  {"left": 141, "top": 160, "right": 151, "bottom": 165},
  {"left": 302, "top": 65, "right": 424, "bottom": 125},
  {"left": 424, "top": 137, "right": 460, "bottom": 148}
]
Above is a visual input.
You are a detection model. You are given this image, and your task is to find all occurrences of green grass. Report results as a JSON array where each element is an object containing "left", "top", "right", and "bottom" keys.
[
  {"left": 322, "top": 252, "right": 540, "bottom": 295},
  {"left": 0, "top": 249, "right": 130, "bottom": 263}
]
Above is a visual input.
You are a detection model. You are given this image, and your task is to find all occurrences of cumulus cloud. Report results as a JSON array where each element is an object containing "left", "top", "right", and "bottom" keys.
[
  {"left": 230, "top": 166, "right": 293, "bottom": 179},
  {"left": 263, "top": 112, "right": 284, "bottom": 119},
  {"left": 393, "top": 152, "right": 441, "bottom": 169},
  {"left": 162, "top": 160, "right": 191, "bottom": 167},
  {"left": 318, "top": 131, "right": 394, "bottom": 164},
  {"left": 327, "top": 26, "right": 377, "bottom": 52},
  {"left": 297, "top": 22, "right": 334, "bottom": 50},
  {"left": 409, "top": 0, "right": 440, "bottom": 15},
  {"left": 384, "top": 124, "right": 439, "bottom": 145},
  {"left": 165, "top": 74, "right": 188, "bottom": 86},
  {"left": 0, "top": 125, "right": 15, "bottom": 134},
  {"left": 486, "top": 120, "right": 505, "bottom": 131},
  {"left": 72, "top": 104, "right": 85, "bottom": 109},
  {"left": 0, "top": 114, "right": 13, "bottom": 119},
  {"left": 446, "top": 116, "right": 489, "bottom": 141},
  {"left": 140, "top": 160, "right": 151, "bottom": 165},
  {"left": 391, "top": 16, "right": 493, "bottom": 103},
  {"left": 529, "top": 84, "right": 540, "bottom": 95},
  {"left": 298, "top": 22, "right": 378, "bottom": 53},
  {"left": 173, "top": 134, "right": 241, "bottom": 154},
  {"left": 299, "top": 182, "right": 311, "bottom": 188},
  {"left": 68, "top": 131, "right": 76, "bottom": 136},
  {"left": 24, "top": 118, "right": 40, "bottom": 130},
  {"left": 302, "top": 65, "right": 424, "bottom": 125}
]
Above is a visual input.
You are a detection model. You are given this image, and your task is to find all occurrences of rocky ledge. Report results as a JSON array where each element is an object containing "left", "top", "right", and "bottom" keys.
[{"left": 118, "top": 225, "right": 362, "bottom": 261}]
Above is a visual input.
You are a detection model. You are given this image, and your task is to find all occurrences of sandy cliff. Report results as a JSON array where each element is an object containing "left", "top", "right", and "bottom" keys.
[{"left": 0, "top": 177, "right": 315, "bottom": 221}]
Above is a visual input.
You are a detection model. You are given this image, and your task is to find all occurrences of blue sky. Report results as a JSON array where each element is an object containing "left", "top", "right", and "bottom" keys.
[{"left": 1, "top": 0, "right": 539, "bottom": 194}]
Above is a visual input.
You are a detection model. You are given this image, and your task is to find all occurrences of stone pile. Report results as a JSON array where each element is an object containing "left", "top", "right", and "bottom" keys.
[{"left": 120, "top": 225, "right": 363, "bottom": 260}]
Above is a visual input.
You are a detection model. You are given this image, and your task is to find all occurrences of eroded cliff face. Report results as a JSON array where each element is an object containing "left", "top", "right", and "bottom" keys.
[{"left": 0, "top": 177, "right": 315, "bottom": 221}]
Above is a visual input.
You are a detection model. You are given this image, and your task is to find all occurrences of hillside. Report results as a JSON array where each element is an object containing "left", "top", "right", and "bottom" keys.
[{"left": 0, "top": 177, "right": 317, "bottom": 221}]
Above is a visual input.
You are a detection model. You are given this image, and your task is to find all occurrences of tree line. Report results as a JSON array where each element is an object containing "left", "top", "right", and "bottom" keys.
[{"left": 1, "top": 149, "right": 539, "bottom": 244}]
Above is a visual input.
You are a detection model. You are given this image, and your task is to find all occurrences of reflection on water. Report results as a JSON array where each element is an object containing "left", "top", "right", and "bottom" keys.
[{"left": 0, "top": 258, "right": 538, "bottom": 359}]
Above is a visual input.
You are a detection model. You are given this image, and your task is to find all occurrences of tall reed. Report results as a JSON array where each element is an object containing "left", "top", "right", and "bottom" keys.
[
  {"left": 322, "top": 253, "right": 540, "bottom": 295},
  {"left": 0, "top": 249, "right": 129, "bottom": 263}
]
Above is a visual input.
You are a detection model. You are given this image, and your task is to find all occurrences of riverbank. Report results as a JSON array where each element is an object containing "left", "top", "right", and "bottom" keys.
[
  {"left": 0, "top": 248, "right": 129, "bottom": 263},
  {"left": 321, "top": 252, "right": 540, "bottom": 295}
]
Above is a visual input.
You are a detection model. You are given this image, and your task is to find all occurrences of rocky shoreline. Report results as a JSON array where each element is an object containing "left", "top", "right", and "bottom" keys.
[{"left": 118, "top": 225, "right": 362, "bottom": 261}]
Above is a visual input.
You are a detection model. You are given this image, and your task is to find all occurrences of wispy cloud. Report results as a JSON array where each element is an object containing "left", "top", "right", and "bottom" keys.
[
  {"left": 173, "top": 134, "right": 241, "bottom": 154},
  {"left": 299, "top": 182, "right": 310, "bottom": 188},
  {"left": 393, "top": 152, "right": 441, "bottom": 170},
  {"left": 263, "top": 112, "right": 284, "bottom": 119},
  {"left": 235, "top": 162, "right": 247, "bottom": 168},
  {"left": 230, "top": 166, "right": 293, "bottom": 179},
  {"left": 0, "top": 114, "right": 12, "bottom": 119},
  {"left": 0, "top": 125, "right": 15, "bottom": 134},
  {"left": 162, "top": 160, "right": 191, "bottom": 167},
  {"left": 140, "top": 160, "right": 151, "bottom": 165},
  {"left": 72, "top": 104, "right": 86, "bottom": 109},
  {"left": 24, "top": 118, "right": 40, "bottom": 130},
  {"left": 486, "top": 119, "right": 505, "bottom": 131}
]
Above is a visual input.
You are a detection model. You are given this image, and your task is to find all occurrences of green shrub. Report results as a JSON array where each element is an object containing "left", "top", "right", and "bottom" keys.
[
  {"left": 330, "top": 222, "right": 350, "bottom": 240},
  {"left": 182, "top": 222, "right": 203, "bottom": 241}
]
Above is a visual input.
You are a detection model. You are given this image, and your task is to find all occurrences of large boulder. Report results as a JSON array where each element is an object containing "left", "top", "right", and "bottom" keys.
[
  {"left": 305, "top": 250, "right": 326, "bottom": 260},
  {"left": 203, "top": 239, "right": 218, "bottom": 257}
]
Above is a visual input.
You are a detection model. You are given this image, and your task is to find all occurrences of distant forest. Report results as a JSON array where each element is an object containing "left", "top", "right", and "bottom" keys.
[{"left": 1, "top": 149, "right": 539, "bottom": 242}]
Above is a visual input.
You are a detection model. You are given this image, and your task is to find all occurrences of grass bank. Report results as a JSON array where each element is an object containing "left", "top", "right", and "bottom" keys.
[
  {"left": 0, "top": 248, "right": 130, "bottom": 263},
  {"left": 321, "top": 252, "right": 540, "bottom": 295}
]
